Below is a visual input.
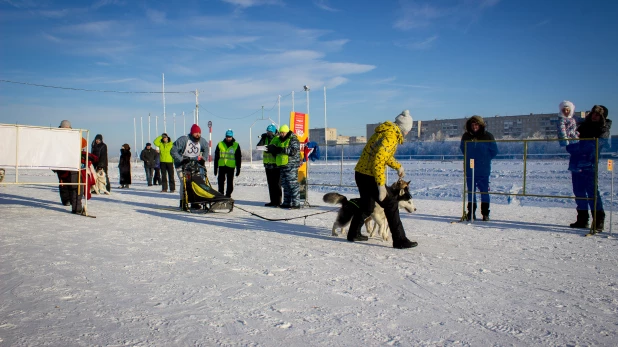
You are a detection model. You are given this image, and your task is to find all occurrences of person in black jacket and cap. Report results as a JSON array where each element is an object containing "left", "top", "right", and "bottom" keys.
[
  {"left": 567, "top": 105, "right": 612, "bottom": 231},
  {"left": 91, "top": 134, "right": 110, "bottom": 192},
  {"left": 140, "top": 143, "right": 157, "bottom": 186},
  {"left": 460, "top": 115, "right": 499, "bottom": 221}
]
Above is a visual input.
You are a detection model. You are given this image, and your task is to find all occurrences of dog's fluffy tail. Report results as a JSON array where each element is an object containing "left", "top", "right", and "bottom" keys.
[{"left": 323, "top": 192, "right": 348, "bottom": 205}]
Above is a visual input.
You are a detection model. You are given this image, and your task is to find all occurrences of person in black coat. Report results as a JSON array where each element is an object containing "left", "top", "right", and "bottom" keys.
[
  {"left": 257, "top": 124, "right": 281, "bottom": 206},
  {"left": 91, "top": 134, "right": 110, "bottom": 192},
  {"left": 460, "top": 115, "right": 498, "bottom": 221},
  {"left": 567, "top": 105, "right": 612, "bottom": 231},
  {"left": 140, "top": 143, "right": 157, "bottom": 186},
  {"left": 118, "top": 144, "right": 132, "bottom": 188}
]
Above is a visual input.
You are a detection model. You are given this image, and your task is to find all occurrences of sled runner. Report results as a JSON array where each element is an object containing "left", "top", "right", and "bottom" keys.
[{"left": 181, "top": 160, "right": 234, "bottom": 213}]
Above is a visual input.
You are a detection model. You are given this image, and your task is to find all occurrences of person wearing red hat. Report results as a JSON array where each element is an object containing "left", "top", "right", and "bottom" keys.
[{"left": 171, "top": 124, "right": 209, "bottom": 210}]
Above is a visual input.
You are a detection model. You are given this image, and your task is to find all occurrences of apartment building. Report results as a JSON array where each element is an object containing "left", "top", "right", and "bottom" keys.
[{"left": 367, "top": 112, "right": 588, "bottom": 141}]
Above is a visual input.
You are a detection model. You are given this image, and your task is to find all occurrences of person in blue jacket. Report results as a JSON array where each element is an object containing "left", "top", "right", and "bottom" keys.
[
  {"left": 460, "top": 115, "right": 499, "bottom": 221},
  {"left": 567, "top": 105, "right": 611, "bottom": 231}
]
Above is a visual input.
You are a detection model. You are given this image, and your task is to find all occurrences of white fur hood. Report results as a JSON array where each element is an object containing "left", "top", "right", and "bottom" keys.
[{"left": 559, "top": 100, "right": 575, "bottom": 118}]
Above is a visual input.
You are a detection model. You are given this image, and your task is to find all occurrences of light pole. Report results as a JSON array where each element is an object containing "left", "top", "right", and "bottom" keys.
[{"left": 324, "top": 86, "right": 327, "bottom": 165}]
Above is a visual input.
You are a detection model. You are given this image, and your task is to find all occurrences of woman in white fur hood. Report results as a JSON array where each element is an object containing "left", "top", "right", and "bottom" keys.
[{"left": 557, "top": 100, "right": 579, "bottom": 147}]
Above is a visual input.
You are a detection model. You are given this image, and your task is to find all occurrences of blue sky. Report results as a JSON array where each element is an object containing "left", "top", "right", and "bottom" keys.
[{"left": 1, "top": 0, "right": 617, "bottom": 154}]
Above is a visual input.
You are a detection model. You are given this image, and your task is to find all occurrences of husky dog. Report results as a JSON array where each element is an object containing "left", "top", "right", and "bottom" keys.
[
  {"left": 366, "top": 199, "right": 416, "bottom": 241},
  {"left": 323, "top": 179, "right": 414, "bottom": 239},
  {"left": 92, "top": 168, "right": 110, "bottom": 195}
]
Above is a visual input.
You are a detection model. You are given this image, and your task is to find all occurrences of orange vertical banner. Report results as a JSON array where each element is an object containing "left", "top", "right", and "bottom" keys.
[{"left": 290, "top": 111, "right": 309, "bottom": 199}]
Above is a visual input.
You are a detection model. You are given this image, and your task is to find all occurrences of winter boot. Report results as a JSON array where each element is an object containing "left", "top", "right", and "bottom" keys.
[
  {"left": 592, "top": 210, "right": 605, "bottom": 231},
  {"left": 393, "top": 237, "right": 418, "bottom": 249},
  {"left": 569, "top": 210, "right": 589, "bottom": 228},
  {"left": 180, "top": 199, "right": 188, "bottom": 211},
  {"left": 481, "top": 202, "right": 490, "bottom": 221},
  {"left": 466, "top": 202, "right": 477, "bottom": 221},
  {"left": 347, "top": 212, "right": 369, "bottom": 242}
]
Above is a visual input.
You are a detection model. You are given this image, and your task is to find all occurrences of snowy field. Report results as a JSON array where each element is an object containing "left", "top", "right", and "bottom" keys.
[{"left": 1, "top": 160, "right": 617, "bottom": 346}]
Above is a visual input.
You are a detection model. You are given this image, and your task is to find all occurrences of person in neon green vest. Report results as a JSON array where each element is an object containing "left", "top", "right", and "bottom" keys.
[
  {"left": 266, "top": 124, "right": 301, "bottom": 209},
  {"left": 214, "top": 129, "right": 242, "bottom": 198},
  {"left": 257, "top": 124, "right": 281, "bottom": 207}
]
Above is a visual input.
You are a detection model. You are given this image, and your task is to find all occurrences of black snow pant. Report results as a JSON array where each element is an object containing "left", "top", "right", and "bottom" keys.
[
  {"left": 153, "top": 168, "right": 161, "bottom": 185},
  {"left": 265, "top": 167, "right": 282, "bottom": 205},
  {"left": 217, "top": 166, "right": 235, "bottom": 197},
  {"left": 348, "top": 171, "right": 408, "bottom": 243},
  {"left": 160, "top": 162, "right": 176, "bottom": 192}
]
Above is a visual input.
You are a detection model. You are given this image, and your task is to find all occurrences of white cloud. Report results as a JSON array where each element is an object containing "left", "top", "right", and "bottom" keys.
[
  {"left": 146, "top": 9, "right": 166, "bottom": 24},
  {"left": 534, "top": 19, "right": 551, "bottom": 27},
  {"left": 395, "top": 35, "right": 439, "bottom": 50},
  {"left": 313, "top": 0, "right": 339, "bottom": 12},
  {"left": 41, "top": 32, "right": 62, "bottom": 43},
  {"left": 37, "top": 9, "right": 71, "bottom": 18},
  {"left": 2, "top": 0, "right": 39, "bottom": 8},
  {"left": 394, "top": 3, "right": 450, "bottom": 30},
  {"left": 220, "top": 0, "right": 282, "bottom": 8},
  {"left": 91, "top": 0, "right": 125, "bottom": 10},
  {"left": 394, "top": 0, "right": 501, "bottom": 31},
  {"left": 56, "top": 20, "right": 124, "bottom": 37},
  {"left": 190, "top": 35, "right": 261, "bottom": 49}
]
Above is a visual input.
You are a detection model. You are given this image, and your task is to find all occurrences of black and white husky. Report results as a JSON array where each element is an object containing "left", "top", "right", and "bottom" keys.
[{"left": 323, "top": 180, "right": 416, "bottom": 241}]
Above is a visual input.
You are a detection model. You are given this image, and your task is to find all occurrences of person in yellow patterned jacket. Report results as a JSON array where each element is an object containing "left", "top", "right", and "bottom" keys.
[{"left": 349, "top": 110, "right": 418, "bottom": 249}]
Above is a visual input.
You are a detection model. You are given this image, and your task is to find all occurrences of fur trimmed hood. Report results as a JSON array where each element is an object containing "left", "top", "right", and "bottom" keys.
[
  {"left": 559, "top": 100, "right": 575, "bottom": 118},
  {"left": 465, "top": 115, "right": 486, "bottom": 134}
]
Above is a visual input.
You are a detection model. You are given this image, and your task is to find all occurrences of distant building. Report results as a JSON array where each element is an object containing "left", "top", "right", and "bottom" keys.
[
  {"left": 349, "top": 136, "right": 367, "bottom": 144},
  {"left": 309, "top": 128, "right": 337, "bottom": 145},
  {"left": 336, "top": 135, "right": 350, "bottom": 144},
  {"left": 367, "top": 112, "right": 588, "bottom": 142}
]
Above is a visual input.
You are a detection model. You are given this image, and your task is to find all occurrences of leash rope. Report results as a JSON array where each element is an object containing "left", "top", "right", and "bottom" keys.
[{"left": 233, "top": 204, "right": 339, "bottom": 223}]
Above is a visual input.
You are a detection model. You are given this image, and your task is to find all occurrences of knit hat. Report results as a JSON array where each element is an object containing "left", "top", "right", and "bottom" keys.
[
  {"left": 225, "top": 129, "right": 234, "bottom": 137},
  {"left": 146, "top": 143, "right": 152, "bottom": 147},
  {"left": 190, "top": 124, "right": 201, "bottom": 134},
  {"left": 59, "top": 120, "right": 72, "bottom": 128},
  {"left": 94, "top": 134, "right": 103, "bottom": 141},
  {"left": 266, "top": 124, "right": 277, "bottom": 133},
  {"left": 161, "top": 133, "right": 169, "bottom": 139},
  {"left": 559, "top": 101, "right": 575, "bottom": 118},
  {"left": 279, "top": 124, "right": 290, "bottom": 134},
  {"left": 394, "top": 110, "right": 413, "bottom": 133}
]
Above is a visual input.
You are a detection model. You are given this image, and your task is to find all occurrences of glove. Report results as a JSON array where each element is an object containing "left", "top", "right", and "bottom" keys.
[
  {"left": 266, "top": 144, "right": 281, "bottom": 154},
  {"left": 198, "top": 157, "right": 206, "bottom": 166},
  {"left": 397, "top": 167, "right": 405, "bottom": 178},
  {"left": 214, "top": 167, "right": 218, "bottom": 176},
  {"left": 180, "top": 158, "right": 190, "bottom": 166},
  {"left": 236, "top": 168, "right": 240, "bottom": 177},
  {"left": 378, "top": 185, "right": 387, "bottom": 202}
]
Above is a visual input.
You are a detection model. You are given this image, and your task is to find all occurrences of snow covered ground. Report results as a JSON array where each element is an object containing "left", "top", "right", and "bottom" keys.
[{"left": 1, "top": 161, "right": 617, "bottom": 346}]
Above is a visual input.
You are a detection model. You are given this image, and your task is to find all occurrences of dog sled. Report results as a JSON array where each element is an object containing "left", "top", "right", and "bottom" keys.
[{"left": 181, "top": 160, "right": 234, "bottom": 213}]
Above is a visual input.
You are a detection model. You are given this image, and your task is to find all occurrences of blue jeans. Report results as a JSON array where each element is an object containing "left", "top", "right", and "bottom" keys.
[
  {"left": 144, "top": 167, "right": 153, "bottom": 185},
  {"left": 467, "top": 176, "right": 490, "bottom": 204},
  {"left": 572, "top": 171, "right": 604, "bottom": 211}
]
